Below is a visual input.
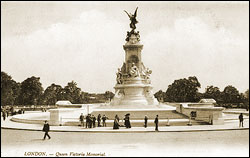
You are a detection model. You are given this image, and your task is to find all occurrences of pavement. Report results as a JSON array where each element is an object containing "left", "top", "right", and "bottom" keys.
[{"left": 1, "top": 112, "right": 249, "bottom": 133}]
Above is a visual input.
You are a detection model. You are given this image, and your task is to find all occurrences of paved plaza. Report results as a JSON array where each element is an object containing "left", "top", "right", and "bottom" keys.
[
  {"left": 1, "top": 111, "right": 249, "bottom": 157},
  {"left": 1, "top": 128, "right": 249, "bottom": 157}
]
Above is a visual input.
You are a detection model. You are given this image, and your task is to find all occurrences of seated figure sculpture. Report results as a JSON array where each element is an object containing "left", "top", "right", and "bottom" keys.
[
  {"left": 129, "top": 63, "right": 140, "bottom": 78},
  {"left": 116, "top": 68, "right": 123, "bottom": 84}
]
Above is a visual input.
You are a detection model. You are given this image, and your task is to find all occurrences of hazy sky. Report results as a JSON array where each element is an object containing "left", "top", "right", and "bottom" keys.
[{"left": 1, "top": 1, "right": 249, "bottom": 93}]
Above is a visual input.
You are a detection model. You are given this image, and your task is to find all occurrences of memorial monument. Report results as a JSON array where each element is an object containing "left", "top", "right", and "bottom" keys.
[
  {"left": 10, "top": 8, "right": 225, "bottom": 126},
  {"left": 110, "top": 7, "right": 159, "bottom": 108}
]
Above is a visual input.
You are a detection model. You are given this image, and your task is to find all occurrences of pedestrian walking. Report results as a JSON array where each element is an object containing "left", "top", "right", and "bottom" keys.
[
  {"left": 97, "top": 114, "right": 101, "bottom": 127},
  {"left": 2, "top": 111, "right": 6, "bottom": 121},
  {"left": 144, "top": 115, "right": 148, "bottom": 128},
  {"left": 92, "top": 115, "right": 96, "bottom": 128},
  {"left": 239, "top": 113, "right": 244, "bottom": 127},
  {"left": 79, "top": 113, "right": 84, "bottom": 127},
  {"left": 42, "top": 121, "right": 51, "bottom": 140},
  {"left": 102, "top": 115, "right": 108, "bottom": 127},
  {"left": 154, "top": 115, "right": 159, "bottom": 131}
]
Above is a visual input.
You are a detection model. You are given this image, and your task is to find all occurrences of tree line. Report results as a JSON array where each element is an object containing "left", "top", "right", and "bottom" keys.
[
  {"left": 1, "top": 71, "right": 114, "bottom": 106},
  {"left": 154, "top": 76, "right": 249, "bottom": 108},
  {"left": 1, "top": 72, "right": 249, "bottom": 108}
]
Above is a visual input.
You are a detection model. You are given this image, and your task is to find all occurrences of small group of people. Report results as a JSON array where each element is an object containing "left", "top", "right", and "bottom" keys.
[
  {"left": 144, "top": 115, "right": 159, "bottom": 131},
  {"left": 1, "top": 107, "right": 25, "bottom": 121},
  {"left": 79, "top": 113, "right": 96, "bottom": 128},
  {"left": 41, "top": 108, "right": 47, "bottom": 112},
  {"left": 113, "top": 113, "right": 131, "bottom": 129},
  {"left": 143, "top": 115, "right": 160, "bottom": 131},
  {"left": 113, "top": 114, "right": 159, "bottom": 131},
  {"left": 79, "top": 113, "right": 109, "bottom": 128}
]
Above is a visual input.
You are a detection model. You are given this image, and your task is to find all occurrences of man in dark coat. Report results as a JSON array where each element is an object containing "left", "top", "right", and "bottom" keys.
[
  {"left": 144, "top": 115, "right": 148, "bottom": 128},
  {"left": 97, "top": 114, "right": 101, "bottom": 127},
  {"left": 43, "top": 121, "right": 51, "bottom": 140},
  {"left": 85, "top": 114, "right": 90, "bottom": 128},
  {"left": 102, "top": 115, "right": 108, "bottom": 127},
  {"left": 2, "top": 111, "right": 6, "bottom": 121},
  {"left": 154, "top": 115, "right": 159, "bottom": 131},
  {"left": 89, "top": 114, "right": 92, "bottom": 128},
  {"left": 79, "top": 113, "right": 84, "bottom": 127},
  {"left": 239, "top": 113, "right": 244, "bottom": 127},
  {"left": 92, "top": 115, "right": 96, "bottom": 128}
]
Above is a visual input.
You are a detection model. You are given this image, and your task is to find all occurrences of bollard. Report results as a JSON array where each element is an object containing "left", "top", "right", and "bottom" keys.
[
  {"left": 166, "top": 118, "right": 170, "bottom": 126},
  {"left": 187, "top": 116, "right": 192, "bottom": 126}
]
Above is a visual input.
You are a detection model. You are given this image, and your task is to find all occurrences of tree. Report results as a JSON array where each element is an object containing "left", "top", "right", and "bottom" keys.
[
  {"left": 18, "top": 76, "right": 44, "bottom": 105},
  {"left": 222, "top": 85, "right": 240, "bottom": 104},
  {"left": 63, "top": 81, "right": 81, "bottom": 104},
  {"left": 79, "top": 91, "right": 89, "bottom": 103},
  {"left": 165, "top": 76, "right": 201, "bottom": 102},
  {"left": 154, "top": 90, "right": 166, "bottom": 102},
  {"left": 104, "top": 91, "right": 115, "bottom": 102},
  {"left": 244, "top": 89, "right": 249, "bottom": 102},
  {"left": 43, "top": 83, "right": 64, "bottom": 105},
  {"left": 244, "top": 89, "right": 249, "bottom": 110},
  {"left": 1, "top": 72, "right": 20, "bottom": 106},
  {"left": 203, "top": 86, "right": 222, "bottom": 103}
]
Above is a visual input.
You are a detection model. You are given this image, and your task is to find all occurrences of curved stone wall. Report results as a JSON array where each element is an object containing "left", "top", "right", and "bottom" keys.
[{"left": 11, "top": 112, "right": 50, "bottom": 124}]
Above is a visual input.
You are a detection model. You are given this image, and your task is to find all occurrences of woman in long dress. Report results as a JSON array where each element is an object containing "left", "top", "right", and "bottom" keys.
[
  {"left": 113, "top": 117, "right": 119, "bottom": 129},
  {"left": 124, "top": 115, "right": 131, "bottom": 128}
]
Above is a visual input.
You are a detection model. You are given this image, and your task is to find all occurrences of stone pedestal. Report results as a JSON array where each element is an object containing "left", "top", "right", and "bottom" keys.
[
  {"left": 176, "top": 103, "right": 225, "bottom": 125},
  {"left": 49, "top": 107, "right": 87, "bottom": 126},
  {"left": 110, "top": 33, "right": 159, "bottom": 108}
]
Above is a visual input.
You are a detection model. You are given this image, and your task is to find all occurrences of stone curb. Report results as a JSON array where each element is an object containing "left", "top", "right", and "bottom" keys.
[{"left": 1, "top": 126, "right": 249, "bottom": 133}]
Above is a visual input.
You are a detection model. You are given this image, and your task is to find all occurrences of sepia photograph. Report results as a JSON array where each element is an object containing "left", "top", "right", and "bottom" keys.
[{"left": 1, "top": 1, "right": 249, "bottom": 157}]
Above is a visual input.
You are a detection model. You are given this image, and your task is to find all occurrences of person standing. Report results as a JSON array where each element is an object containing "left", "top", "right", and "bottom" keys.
[
  {"left": 239, "top": 113, "right": 244, "bottom": 127},
  {"left": 144, "top": 115, "right": 148, "bottom": 128},
  {"left": 115, "top": 115, "right": 120, "bottom": 122},
  {"left": 79, "top": 113, "right": 84, "bottom": 127},
  {"left": 85, "top": 114, "right": 90, "bottom": 128},
  {"left": 2, "top": 111, "right": 6, "bottom": 121},
  {"left": 89, "top": 115, "right": 93, "bottom": 128},
  {"left": 42, "top": 121, "right": 51, "bottom": 140},
  {"left": 154, "top": 115, "right": 159, "bottom": 131},
  {"left": 124, "top": 114, "right": 131, "bottom": 128},
  {"left": 92, "top": 115, "right": 96, "bottom": 128},
  {"left": 102, "top": 115, "right": 107, "bottom": 127},
  {"left": 113, "top": 116, "right": 120, "bottom": 129},
  {"left": 97, "top": 114, "right": 101, "bottom": 127}
]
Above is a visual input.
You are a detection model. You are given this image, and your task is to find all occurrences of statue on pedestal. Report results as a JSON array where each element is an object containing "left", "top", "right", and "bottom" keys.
[{"left": 124, "top": 7, "right": 138, "bottom": 32}]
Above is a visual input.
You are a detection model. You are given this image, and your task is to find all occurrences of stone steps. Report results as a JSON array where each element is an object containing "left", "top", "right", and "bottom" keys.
[
  {"left": 63, "top": 118, "right": 208, "bottom": 127},
  {"left": 90, "top": 109, "right": 188, "bottom": 120}
]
